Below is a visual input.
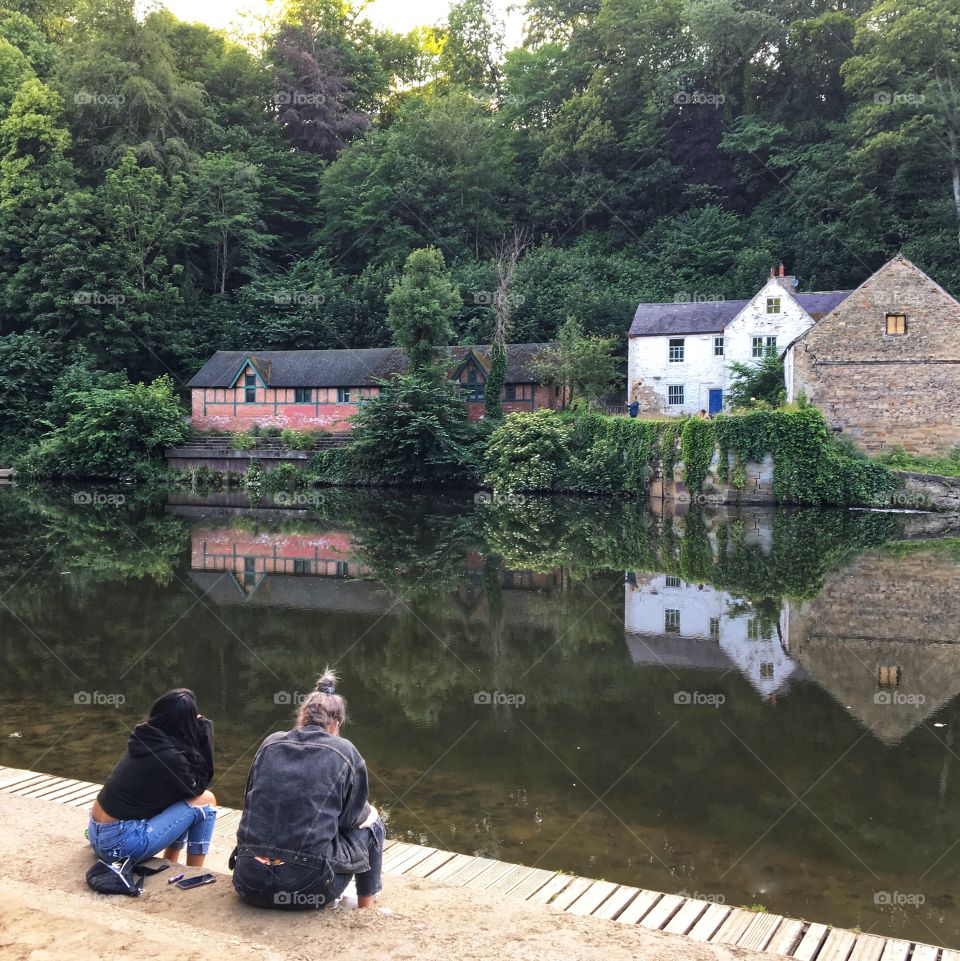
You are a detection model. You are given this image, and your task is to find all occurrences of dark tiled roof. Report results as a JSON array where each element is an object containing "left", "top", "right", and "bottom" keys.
[
  {"left": 187, "top": 344, "right": 557, "bottom": 389},
  {"left": 629, "top": 291, "right": 852, "bottom": 337}
]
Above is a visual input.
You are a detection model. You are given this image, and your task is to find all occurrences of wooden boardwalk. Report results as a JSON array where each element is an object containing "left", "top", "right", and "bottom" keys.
[{"left": 3, "top": 764, "right": 955, "bottom": 961}]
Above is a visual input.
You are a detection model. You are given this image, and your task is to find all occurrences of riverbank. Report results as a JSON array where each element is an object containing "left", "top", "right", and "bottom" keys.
[{"left": 0, "top": 789, "right": 763, "bottom": 961}]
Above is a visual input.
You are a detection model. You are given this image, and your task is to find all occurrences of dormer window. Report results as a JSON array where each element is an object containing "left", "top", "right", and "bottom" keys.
[
  {"left": 766, "top": 297, "right": 781, "bottom": 314},
  {"left": 886, "top": 313, "right": 907, "bottom": 335}
]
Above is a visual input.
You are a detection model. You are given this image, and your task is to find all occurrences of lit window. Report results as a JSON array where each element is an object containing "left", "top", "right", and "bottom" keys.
[
  {"left": 668, "top": 385, "right": 684, "bottom": 406},
  {"left": 766, "top": 297, "right": 781, "bottom": 314},
  {"left": 337, "top": 387, "right": 351, "bottom": 403},
  {"left": 886, "top": 313, "right": 907, "bottom": 335},
  {"left": 669, "top": 338, "right": 685, "bottom": 362},
  {"left": 294, "top": 388, "right": 312, "bottom": 403},
  {"left": 714, "top": 336, "right": 724, "bottom": 357},
  {"left": 878, "top": 665, "right": 901, "bottom": 687},
  {"left": 664, "top": 609, "right": 681, "bottom": 633}
]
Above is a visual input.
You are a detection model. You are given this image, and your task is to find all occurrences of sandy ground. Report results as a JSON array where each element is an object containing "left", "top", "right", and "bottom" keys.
[{"left": 0, "top": 792, "right": 765, "bottom": 961}]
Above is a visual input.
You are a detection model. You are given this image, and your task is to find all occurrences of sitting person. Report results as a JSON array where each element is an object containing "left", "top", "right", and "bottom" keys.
[
  {"left": 232, "top": 670, "right": 384, "bottom": 910},
  {"left": 88, "top": 689, "right": 217, "bottom": 867}
]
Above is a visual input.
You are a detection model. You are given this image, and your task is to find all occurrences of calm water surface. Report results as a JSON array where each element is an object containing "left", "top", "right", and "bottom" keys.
[{"left": 2, "top": 485, "right": 960, "bottom": 944}]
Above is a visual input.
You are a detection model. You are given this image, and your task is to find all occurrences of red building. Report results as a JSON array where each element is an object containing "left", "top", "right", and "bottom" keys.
[{"left": 187, "top": 344, "right": 562, "bottom": 433}]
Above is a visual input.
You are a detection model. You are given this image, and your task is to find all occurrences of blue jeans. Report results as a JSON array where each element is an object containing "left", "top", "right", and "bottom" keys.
[{"left": 88, "top": 801, "right": 217, "bottom": 862}]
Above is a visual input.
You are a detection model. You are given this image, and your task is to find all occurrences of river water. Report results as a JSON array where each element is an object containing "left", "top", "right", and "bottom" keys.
[{"left": 1, "top": 485, "right": 959, "bottom": 944}]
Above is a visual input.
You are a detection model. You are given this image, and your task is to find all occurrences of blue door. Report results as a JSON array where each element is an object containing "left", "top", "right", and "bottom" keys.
[{"left": 708, "top": 389, "right": 723, "bottom": 415}]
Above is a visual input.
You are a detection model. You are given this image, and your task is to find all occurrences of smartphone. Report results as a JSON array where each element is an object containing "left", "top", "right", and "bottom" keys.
[{"left": 176, "top": 874, "right": 217, "bottom": 890}]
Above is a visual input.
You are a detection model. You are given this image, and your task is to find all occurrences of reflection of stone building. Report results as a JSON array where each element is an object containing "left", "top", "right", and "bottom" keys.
[
  {"left": 625, "top": 574, "right": 798, "bottom": 698},
  {"left": 786, "top": 548, "right": 960, "bottom": 744},
  {"left": 625, "top": 546, "right": 960, "bottom": 744}
]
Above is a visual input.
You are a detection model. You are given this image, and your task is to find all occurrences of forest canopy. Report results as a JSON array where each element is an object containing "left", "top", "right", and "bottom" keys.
[{"left": 1, "top": 0, "right": 958, "bottom": 460}]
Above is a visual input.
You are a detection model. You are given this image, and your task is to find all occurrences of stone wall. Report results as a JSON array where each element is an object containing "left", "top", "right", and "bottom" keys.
[{"left": 789, "top": 256, "right": 960, "bottom": 457}]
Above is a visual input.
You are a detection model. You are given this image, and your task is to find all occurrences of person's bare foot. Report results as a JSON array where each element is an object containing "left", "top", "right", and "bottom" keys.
[{"left": 358, "top": 895, "right": 376, "bottom": 908}]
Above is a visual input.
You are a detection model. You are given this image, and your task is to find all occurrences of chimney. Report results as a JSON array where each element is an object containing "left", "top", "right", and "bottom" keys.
[
  {"left": 779, "top": 263, "right": 785, "bottom": 277},
  {"left": 772, "top": 261, "right": 799, "bottom": 291}
]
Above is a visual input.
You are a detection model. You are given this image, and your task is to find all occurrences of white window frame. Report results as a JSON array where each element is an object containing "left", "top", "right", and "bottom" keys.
[
  {"left": 766, "top": 296, "right": 781, "bottom": 314},
  {"left": 667, "top": 384, "right": 685, "bottom": 406},
  {"left": 668, "top": 338, "right": 685, "bottom": 363},
  {"left": 713, "top": 336, "right": 724, "bottom": 357},
  {"left": 752, "top": 336, "right": 764, "bottom": 358}
]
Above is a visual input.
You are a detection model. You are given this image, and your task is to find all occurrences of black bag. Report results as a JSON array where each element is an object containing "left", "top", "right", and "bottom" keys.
[{"left": 86, "top": 857, "right": 168, "bottom": 897}]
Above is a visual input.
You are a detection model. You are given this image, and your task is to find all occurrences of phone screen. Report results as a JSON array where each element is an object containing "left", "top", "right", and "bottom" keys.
[{"left": 176, "top": 874, "right": 216, "bottom": 890}]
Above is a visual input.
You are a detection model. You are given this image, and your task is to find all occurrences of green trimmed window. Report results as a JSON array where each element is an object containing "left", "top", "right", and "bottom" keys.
[{"left": 294, "top": 388, "right": 312, "bottom": 403}]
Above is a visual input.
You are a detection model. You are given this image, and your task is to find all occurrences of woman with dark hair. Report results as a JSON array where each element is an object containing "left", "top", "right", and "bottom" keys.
[
  {"left": 88, "top": 689, "right": 217, "bottom": 867},
  {"left": 232, "top": 670, "right": 384, "bottom": 910}
]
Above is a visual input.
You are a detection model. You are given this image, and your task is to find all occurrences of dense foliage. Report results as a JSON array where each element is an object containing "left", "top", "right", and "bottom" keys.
[{"left": 1, "top": 0, "right": 959, "bottom": 462}]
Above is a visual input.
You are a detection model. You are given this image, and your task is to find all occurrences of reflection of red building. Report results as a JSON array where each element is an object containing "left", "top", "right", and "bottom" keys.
[
  {"left": 186, "top": 345, "right": 562, "bottom": 433},
  {"left": 192, "top": 527, "right": 367, "bottom": 594}
]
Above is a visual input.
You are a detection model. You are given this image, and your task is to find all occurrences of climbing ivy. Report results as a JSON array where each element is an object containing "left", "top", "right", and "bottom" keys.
[{"left": 680, "top": 418, "right": 715, "bottom": 494}]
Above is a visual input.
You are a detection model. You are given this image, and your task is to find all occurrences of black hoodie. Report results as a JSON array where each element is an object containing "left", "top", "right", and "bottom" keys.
[{"left": 96, "top": 719, "right": 214, "bottom": 821}]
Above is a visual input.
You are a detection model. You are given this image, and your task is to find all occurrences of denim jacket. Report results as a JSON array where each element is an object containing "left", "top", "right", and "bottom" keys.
[{"left": 236, "top": 726, "right": 373, "bottom": 874}]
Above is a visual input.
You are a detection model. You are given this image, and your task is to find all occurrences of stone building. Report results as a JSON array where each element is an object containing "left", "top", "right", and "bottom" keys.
[
  {"left": 785, "top": 255, "right": 960, "bottom": 456},
  {"left": 627, "top": 268, "right": 849, "bottom": 415}
]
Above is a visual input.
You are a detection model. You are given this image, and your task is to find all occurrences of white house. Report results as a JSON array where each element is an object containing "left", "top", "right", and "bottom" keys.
[{"left": 627, "top": 268, "right": 850, "bottom": 415}]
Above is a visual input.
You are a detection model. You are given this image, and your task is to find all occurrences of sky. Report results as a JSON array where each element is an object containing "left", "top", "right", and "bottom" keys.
[{"left": 158, "top": 0, "right": 526, "bottom": 47}]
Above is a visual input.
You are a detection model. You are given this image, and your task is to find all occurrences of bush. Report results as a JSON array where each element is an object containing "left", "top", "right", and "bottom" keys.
[
  {"left": 485, "top": 410, "right": 573, "bottom": 492},
  {"left": 15, "top": 375, "right": 187, "bottom": 480},
  {"left": 264, "top": 462, "right": 308, "bottom": 492},
  {"left": 230, "top": 431, "right": 257, "bottom": 451},
  {"left": 280, "top": 428, "right": 315, "bottom": 451}
]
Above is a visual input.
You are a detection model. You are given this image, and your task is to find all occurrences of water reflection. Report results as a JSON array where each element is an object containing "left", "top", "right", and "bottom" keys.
[{"left": 2, "top": 485, "right": 960, "bottom": 944}]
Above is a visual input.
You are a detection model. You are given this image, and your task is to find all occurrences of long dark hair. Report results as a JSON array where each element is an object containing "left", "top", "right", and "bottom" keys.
[{"left": 148, "top": 688, "right": 207, "bottom": 771}]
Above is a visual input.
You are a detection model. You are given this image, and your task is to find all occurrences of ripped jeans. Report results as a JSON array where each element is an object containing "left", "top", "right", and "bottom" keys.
[{"left": 88, "top": 801, "right": 217, "bottom": 862}]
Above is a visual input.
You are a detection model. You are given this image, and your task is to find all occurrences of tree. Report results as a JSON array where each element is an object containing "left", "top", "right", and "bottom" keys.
[
  {"left": 531, "top": 317, "right": 620, "bottom": 406},
  {"left": 386, "top": 247, "right": 461, "bottom": 371},
  {"left": 726, "top": 346, "right": 785, "bottom": 409},
  {"left": 439, "top": 0, "right": 505, "bottom": 97}
]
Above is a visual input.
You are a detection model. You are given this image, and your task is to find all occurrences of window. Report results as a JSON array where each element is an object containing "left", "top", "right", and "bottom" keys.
[
  {"left": 294, "top": 388, "right": 312, "bottom": 403},
  {"left": 463, "top": 382, "right": 486, "bottom": 402},
  {"left": 337, "top": 387, "right": 351, "bottom": 403},
  {"left": 335, "top": 561, "right": 350, "bottom": 577},
  {"left": 504, "top": 384, "right": 517, "bottom": 401},
  {"left": 668, "top": 338, "right": 685, "bottom": 362},
  {"left": 244, "top": 373, "right": 257, "bottom": 404},
  {"left": 714, "top": 336, "right": 724, "bottom": 357},
  {"left": 664, "top": 576, "right": 682, "bottom": 588},
  {"left": 664, "top": 609, "right": 681, "bottom": 633},
  {"left": 667, "top": 385, "right": 685, "bottom": 406},
  {"left": 878, "top": 665, "right": 901, "bottom": 687},
  {"left": 293, "top": 559, "right": 312, "bottom": 575},
  {"left": 759, "top": 662, "right": 775, "bottom": 679},
  {"left": 709, "top": 617, "right": 720, "bottom": 639},
  {"left": 886, "top": 313, "right": 907, "bottom": 336},
  {"left": 747, "top": 619, "right": 772, "bottom": 641},
  {"left": 243, "top": 556, "right": 257, "bottom": 587},
  {"left": 766, "top": 297, "right": 781, "bottom": 314},
  {"left": 752, "top": 335, "right": 778, "bottom": 358}
]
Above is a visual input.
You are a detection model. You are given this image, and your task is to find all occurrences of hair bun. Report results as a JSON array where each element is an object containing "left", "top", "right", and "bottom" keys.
[{"left": 315, "top": 668, "right": 339, "bottom": 696}]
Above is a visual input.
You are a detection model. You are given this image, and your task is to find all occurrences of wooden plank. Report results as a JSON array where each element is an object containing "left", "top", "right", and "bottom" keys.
[
  {"left": 462, "top": 861, "right": 518, "bottom": 892},
  {"left": 664, "top": 898, "right": 711, "bottom": 936},
  {"left": 550, "top": 876, "right": 595, "bottom": 912},
  {"left": 616, "top": 889, "right": 662, "bottom": 926},
  {"left": 425, "top": 853, "right": 476, "bottom": 883},
  {"left": 768, "top": 920, "right": 806, "bottom": 958},
  {"left": 445, "top": 857, "right": 500, "bottom": 888},
  {"left": 639, "top": 893, "right": 686, "bottom": 930},
  {"left": 19, "top": 778, "right": 80, "bottom": 798},
  {"left": 404, "top": 849, "right": 458, "bottom": 879},
  {"left": 712, "top": 908, "right": 757, "bottom": 945},
  {"left": 847, "top": 935, "right": 887, "bottom": 961},
  {"left": 817, "top": 927, "right": 857, "bottom": 961},
  {"left": 480, "top": 864, "right": 537, "bottom": 895},
  {"left": 592, "top": 886, "right": 641, "bottom": 922},
  {"left": 382, "top": 842, "right": 418, "bottom": 872},
  {"left": 911, "top": 946, "right": 940, "bottom": 961},
  {"left": 65, "top": 789, "right": 107, "bottom": 807},
  {"left": 55, "top": 785, "right": 101, "bottom": 805},
  {"left": 877, "top": 940, "right": 910, "bottom": 961},
  {"left": 33, "top": 780, "right": 95, "bottom": 801},
  {"left": 215, "top": 812, "right": 243, "bottom": 832},
  {"left": 793, "top": 923, "right": 829, "bottom": 961},
  {"left": 688, "top": 902, "right": 731, "bottom": 942},
  {"left": 527, "top": 874, "right": 578, "bottom": 906},
  {"left": 737, "top": 912, "right": 785, "bottom": 952},
  {"left": 500, "top": 868, "right": 558, "bottom": 902},
  {"left": 565, "top": 879, "right": 620, "bottom": 917},
  {"left": 390, "top": 846, "right": 438, "bottom": 875},
  {"left": 0, "top": 772, "right": 53, "bottom": 792},
  {"left": 940, "top": 951, "right": 960, "bottom": 961},
  {"left": 8, "top": 775, "right": 63, "bottom": 795}
]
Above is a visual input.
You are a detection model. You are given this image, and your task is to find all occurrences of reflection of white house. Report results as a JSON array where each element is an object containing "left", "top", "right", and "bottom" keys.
[
  {"left": 627, "top": 269, "right": 850, "bottom": 415},
  {"left": 624, "top": 574, "right": 798, "bottom": 698}
]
